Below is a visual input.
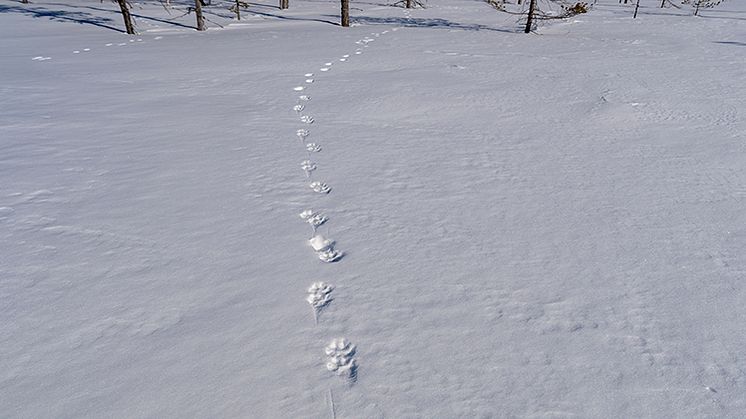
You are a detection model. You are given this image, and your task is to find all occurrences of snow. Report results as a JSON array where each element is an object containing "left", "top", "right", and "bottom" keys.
[{"left": 2, "top": 0, "right": 746, "bottom": 416}]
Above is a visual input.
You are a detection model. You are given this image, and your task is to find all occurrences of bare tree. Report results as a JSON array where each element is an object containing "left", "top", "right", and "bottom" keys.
[
  {"left": 341, "top": 0, "right": 350, "bottom": 26},
  {"left": 116, "top": 0, "right": 136, "bottom": 34},
  {"left": 524, "top": 0, "right": 536, "bottom": 33},
  {"left": 683, "top": 0, "right": 727, "bottom": 16},
  {"left": 280, "top": 0, "right": 289, "bottom": 10},
  {"left": 230, "top": 0, "right": 249, "bottom": 19},
  {"left": 195, "top": 0, "right": 206, "bottom": 30}
]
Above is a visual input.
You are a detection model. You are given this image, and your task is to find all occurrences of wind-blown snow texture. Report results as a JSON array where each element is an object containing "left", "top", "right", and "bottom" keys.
[{"left": 2, "top": 0, "right": 746, "bottom": 417}]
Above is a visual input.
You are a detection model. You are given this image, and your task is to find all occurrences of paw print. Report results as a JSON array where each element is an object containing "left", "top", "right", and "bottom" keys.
[{"left": 325, "top": 338, "right": 357, "bottom": 379}]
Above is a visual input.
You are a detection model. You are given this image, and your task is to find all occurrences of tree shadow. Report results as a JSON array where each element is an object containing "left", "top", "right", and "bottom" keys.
[
  {"left": 249, "top": 10, "right": 338, "bottom": 26},
  {"left": 0, "top": 4, "right": 124, "bottom": 32},
  {"left": 43, "top": 2, "right": 197, "bottom": 30},
  {"left": 714, "top": 41, "right": 746, "bottom": 47},
  {"left": 698, "top": 14, "right": 746, "bottom": 22},
  {"left": 346, "top": 15, "right": 518, "bottom": 33}
]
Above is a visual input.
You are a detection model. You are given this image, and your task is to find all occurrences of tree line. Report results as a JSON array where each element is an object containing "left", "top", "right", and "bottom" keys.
[{"left": 17, "top": 0, "right": 730, "bottom": 36}]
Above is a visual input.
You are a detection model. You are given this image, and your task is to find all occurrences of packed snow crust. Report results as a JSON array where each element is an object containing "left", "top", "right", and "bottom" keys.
[{"left": 2, "top": 0, "right": 746, "bottom": 417}]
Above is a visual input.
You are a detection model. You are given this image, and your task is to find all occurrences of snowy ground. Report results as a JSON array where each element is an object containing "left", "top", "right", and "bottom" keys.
[{"left": 2, "top": 0, "right": 746, "bottom": 417}]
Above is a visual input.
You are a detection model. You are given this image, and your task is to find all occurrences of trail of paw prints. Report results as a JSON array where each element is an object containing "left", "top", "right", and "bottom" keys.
[{"left": 33, "top": 36, "right": 164, "bottom": 62}]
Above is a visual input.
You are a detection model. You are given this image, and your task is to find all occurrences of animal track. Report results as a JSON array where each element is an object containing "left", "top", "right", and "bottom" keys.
[
  {"left": 305, "top": 73, "right": 314, "bottom": 77},
  {"left": 309, "top": 234, "right": 343, "bottom": 262},
  {"left": 300, "top": 209, "right": 328, "bottom": 229},
  {"left": 320, "top": 67, "right": 330, "bottom": 72},
  {"left": 296, "top": 128, "right": 309, "bottom": 140},
  {"left": 294, "top": 86, "right": 305, "bottom": 91},
  {"left": 293, "top": 104, "right": 305, "bottom": 113},
  {"left": 301, "top": 159, "right": 317, "bottom": 176},
  {"left": 300, "top": 115, "right": 314, "bottom": 124},
  {"left": 32, "top": 56, "right": 52, "bottom": 61},
  {"left": 309, "top": 234, "right": 335, "bottom": 251},
  {"left": 299, "top": 95, "right": 311, "bottom": 101},
  {"left": 309, "top": 181, "right": 331, "bottom": 194},
  {"left": 318, "top": 248, "right": 343, "bottom": 263},
  {"left": 306, "top": 143, "right": 322, "bottom": 153},
  {"left": 307, "top": 281, "right": 334, "bottom": 310},
  {"left": 325, "top": 338, "right": 357, "bottom": 379},
  {"left": 306, "top": 79, "right": 314, "bottom": 83}
]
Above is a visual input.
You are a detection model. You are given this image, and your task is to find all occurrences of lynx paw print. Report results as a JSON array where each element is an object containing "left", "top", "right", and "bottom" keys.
[
  {"left": 297, "top": 129, "right": 310, "bottom": 141},
  {"left": 307, "top": 281, "right": 334, "bottom": 309},
  {"left": 293, "top": 104, "right": 305, "bottom": 113},
  {"left": 306, "top": 143, "right": 322, "bottom": 153},
  {"left": 300, "top": 209, "right": 328, "bottom": 229},
  {"left": 325, "top": 338, "right": 357, "bottom": 379},
  {"left": 318, "top": 248, "right": 343, "bottom": 263},
  {"left": 301, "top": 160, "right": 317, "bottom": 176},
  {"left": 309, "top": 234, "right": 344, "bottom": 262},
  {"left": 310, "top": 181, "right": 331, "bottom": 194},
  {"left": 300, "top": 115, "right": 314, "bottom": 124}
]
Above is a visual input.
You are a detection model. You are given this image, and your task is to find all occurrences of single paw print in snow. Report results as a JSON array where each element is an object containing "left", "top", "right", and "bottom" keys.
[
  {"left": 318, "top": 248, "right": 343, "bottom": 263},
  {"left": 305, "top": 73, "right": 314, "bottom": 77},
  {"left": 309, "top": 181, "right": 331, "bottom": 194},
  {"left": 301, "top": 159, "right": 317, "bottom": 177},
  {"left": 320, "top": 67, "right": 330, "bottom": 72},
  {"left": 325, "top": 338, "right": 357, "bottom": 379},
  {"left": 32, "top": 56, "right": 52, "bottom": 61},
  {"left": 309, "top": 234, "right": 344, "bottom": 262},
  {"left": 307, "top": 281, "right": 334, "bottom": 311},
  {"left": 296, "top": 128, "right": 309, "bottom": 141},
  {"left": 293, "top": 104, "right": 305, "bottom": 113},
  {"left": 307, "top": 281, "right": 333, "bottom": 323},
  {"left": 300, "top": 209, "right": 328, "bottom": 229},
  {"left": 300, "top": 115, "right": 314, "bottom": 124},
  {"left": 306, "top": 143, "right": 322, "bottom": 153},
  {"left": 294, "top": 86, "right": 305, "bottom": 91},
  {"left": 299, "top": 95, "right": 311, "bottom": 101}
]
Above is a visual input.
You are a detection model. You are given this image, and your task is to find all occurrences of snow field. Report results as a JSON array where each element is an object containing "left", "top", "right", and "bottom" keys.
[{"left": 3, "top": 0, "right": 746, "bottom": 417}]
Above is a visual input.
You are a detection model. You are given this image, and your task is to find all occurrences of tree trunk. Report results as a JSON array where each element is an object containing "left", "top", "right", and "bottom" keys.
[
  {"left": 116, "top": 0, "right": 136, "bottom": 34},
  {"left": 236, "top": 0, "right": 241, "bottom": 19},
  {"left": 524, "top": 0, "right": 536, "bottom": 33},
  {"left": 406, "top": 0, "right": 412, "bottom": 8},
  {"left": 341, "top": 0, "right": 350, "bottom": 27},
  {"left": 195, "top": 0, "right": 206, "bottom": 30},
  {"left": 660, "top": 0, "right": 666, "bottom": 7},
  {"left": 634, "top": 0, "right": 640, "bottom": 17},
  {"left": 694, "top": 0, "right": 701, "bottom": 15},
  {"left": 280, "top": 0, "right": 289, "bottom": 10}
]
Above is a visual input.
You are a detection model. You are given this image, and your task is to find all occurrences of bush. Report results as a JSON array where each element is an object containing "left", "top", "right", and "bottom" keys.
[{"left": 564, "top": 2, "right": 589, "bottom": 15}]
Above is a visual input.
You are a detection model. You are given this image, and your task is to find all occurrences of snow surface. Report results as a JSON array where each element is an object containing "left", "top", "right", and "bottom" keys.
[{"left": 2, "top": 0, "right": 746, "bottom": 417}]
